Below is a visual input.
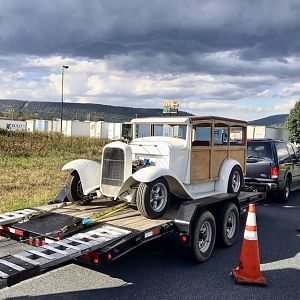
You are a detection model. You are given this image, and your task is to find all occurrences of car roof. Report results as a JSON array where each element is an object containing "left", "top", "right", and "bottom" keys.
[
  {"left": 247, "top": 138, "right": 288, "bottom": 143},
  {"left": 131, "top": 115, "right": 247, "bottom": 125}
]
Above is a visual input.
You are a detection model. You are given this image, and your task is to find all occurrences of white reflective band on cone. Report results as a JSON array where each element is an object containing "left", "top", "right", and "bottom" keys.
[
  {"left": 246, "top": 212, "right": 257, "bottom": 226},
  {"left": 244, "top": 230, "right": 258, "bottom": 240}
]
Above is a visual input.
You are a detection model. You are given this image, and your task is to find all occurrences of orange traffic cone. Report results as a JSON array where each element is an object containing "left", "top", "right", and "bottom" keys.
[{"left": 231, "top": 203, "right": 267, "bottom": 286}]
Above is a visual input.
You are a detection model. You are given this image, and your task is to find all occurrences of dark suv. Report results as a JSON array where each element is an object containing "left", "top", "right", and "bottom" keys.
[{"left": 245, "top": 139, "right": 300, "bottom": 202}]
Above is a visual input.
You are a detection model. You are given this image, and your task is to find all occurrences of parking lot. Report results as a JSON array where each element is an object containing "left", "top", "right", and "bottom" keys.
[{"left": 0, "top": 192, "right": 299, "bottom": 300}]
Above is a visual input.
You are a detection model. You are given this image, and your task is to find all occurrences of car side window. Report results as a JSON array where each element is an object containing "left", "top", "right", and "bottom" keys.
[
  {"left": 193, "top": 124, "right": 211, "bottom": 146},
  {"left": 287, "top": 144, "right": 296, "bottom": 160},
  {"left": 275, "top": 142, "right": 292, "bottom": 164},
  {"left": 214, "top": 123, "right": 228, "bottom": 145}
]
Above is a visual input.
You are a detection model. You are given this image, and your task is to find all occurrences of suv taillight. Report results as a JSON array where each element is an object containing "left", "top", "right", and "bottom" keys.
[{"left": 271, "top": 166, "right": 279, "bottom": 178}]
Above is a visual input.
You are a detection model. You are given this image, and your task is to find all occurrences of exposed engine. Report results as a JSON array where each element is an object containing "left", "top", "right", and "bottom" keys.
[{"left": 132, "top": 158, "right": 151, "bottom": 173}]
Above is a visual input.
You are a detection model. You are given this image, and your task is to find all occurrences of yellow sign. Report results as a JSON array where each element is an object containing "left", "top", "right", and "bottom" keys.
[
  {"left": 162, "top": 99, "right": 179, "bottom": 114},
  {"left": 163, "top": 99, "right": 179, "bottom": 108}
]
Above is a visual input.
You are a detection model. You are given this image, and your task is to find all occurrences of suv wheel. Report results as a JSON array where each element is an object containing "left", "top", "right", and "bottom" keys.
[{"left": 280, "top": 178, "right": 291, "bottom": 203}]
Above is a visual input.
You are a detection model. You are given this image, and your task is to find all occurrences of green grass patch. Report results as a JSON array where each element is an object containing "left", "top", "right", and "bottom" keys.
[{"left": 0, "top": 130, "right": 109, "bottom": 212}]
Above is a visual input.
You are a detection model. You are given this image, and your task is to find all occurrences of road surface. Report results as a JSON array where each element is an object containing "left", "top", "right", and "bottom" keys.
[{"left": 0, "top": 192, "right": 299, "bottom": 299}]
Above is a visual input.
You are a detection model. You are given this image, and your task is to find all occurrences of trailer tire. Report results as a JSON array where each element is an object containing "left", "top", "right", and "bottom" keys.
[
  {"left": 192, "top": 210, "right": 216, "bottom": 263},
  {"left": 65, "top": 171, "right": 93, "bottom": 205},
  {"left": 136, "top": 178, "right": 170, "bottom": 219},
  {"left": 216, "top": 202, "right": 239, "bottom": 247}
]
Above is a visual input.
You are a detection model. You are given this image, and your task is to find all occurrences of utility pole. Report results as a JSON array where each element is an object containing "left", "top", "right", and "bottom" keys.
[{"left": 60, "top": 65, "right": 69, "bottom": 133}]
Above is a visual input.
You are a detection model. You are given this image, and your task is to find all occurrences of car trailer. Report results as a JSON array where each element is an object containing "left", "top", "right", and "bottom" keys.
[{"left": 0, "top": 191, "right": 265, "bottom": 288}]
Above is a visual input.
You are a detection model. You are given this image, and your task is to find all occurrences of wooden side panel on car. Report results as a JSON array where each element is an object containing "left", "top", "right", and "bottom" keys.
[
  {"left": 229, "top": 148, "right": 246, "bottom": 173},
  {"left": 212, "top": 149, "right": 228, "bottom": 178},
  {"left": 190, "top": 148, "right": 210, "bottom": 181}
]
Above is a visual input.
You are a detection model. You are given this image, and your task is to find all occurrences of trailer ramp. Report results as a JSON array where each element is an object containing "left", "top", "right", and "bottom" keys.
[
  {"left": 0, "top": 209, "right": 40, "bottom": 226},
  {"left": 0, "top": 224, "right": 131, "bottom": 288}
]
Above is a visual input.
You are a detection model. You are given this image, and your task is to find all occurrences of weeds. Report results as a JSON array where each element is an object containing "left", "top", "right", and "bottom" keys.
[{"left": 0, "top": 130, "right": 109, "bottom": 212}]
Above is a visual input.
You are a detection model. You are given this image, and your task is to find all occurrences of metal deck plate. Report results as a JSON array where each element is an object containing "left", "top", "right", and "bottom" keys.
[
  {"left": 0, "top": 224, "right": 131, "bottom": 287},
  {"left": 11, "top": 212, "right": 80, "bottom": 237}
]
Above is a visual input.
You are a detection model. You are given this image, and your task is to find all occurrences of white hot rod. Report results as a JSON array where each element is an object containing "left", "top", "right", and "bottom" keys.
[{"left": 62, "top": 116, "right": 247, "bottom": 219}]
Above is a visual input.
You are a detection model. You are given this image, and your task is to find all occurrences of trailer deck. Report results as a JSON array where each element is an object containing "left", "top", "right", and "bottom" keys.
[{"left": 0, "top": 191, "right": 265, "bottom": 288}]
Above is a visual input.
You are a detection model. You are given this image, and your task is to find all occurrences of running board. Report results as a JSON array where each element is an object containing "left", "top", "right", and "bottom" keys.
[{"left": 0, "top": 224, "right": 131, "bottom": 288}]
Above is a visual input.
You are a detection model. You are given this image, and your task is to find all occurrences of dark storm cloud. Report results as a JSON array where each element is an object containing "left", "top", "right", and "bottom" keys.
[
  {"left": 1, "top": 0, "right": 300, "bottom": 88},
  {"left": 1, "top": 0, "right": 300, "bottom": 59}
]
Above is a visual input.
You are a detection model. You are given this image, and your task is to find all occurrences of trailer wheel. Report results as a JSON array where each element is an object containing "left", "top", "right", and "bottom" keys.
[
  {"left": 227, "top": 165, "right": 243, "bottom": 195},
  {"left": 216, "top": 202, "right": 239, "bottom": 247},
  {"left": 192, "top": 211, "right": 216, "bottom": 263},
  {"left": 65, "top": 171, "right": 93, "bottom": 205},
  {"left": 136, "top": 177, "right": 170, "bottom": 219}
]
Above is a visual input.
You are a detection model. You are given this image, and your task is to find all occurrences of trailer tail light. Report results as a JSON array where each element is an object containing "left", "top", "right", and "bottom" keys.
[
  {"left": 42, "top": 240, "right": 47, "bottom": 246},
  {"left": 181, "top": 235, "right": 187, "bottom": 242},
  {"left": 29, "top": 237, "right": 33, "bottom": 245},
  {"left": 35, "top": 239, "right": 40, "bottom": 247},
  {"left": 271, "top": 166, "right": 279, "bottom": 178},
  {"left": 106, "top": 252, "right": 113, "bottom": 261}
]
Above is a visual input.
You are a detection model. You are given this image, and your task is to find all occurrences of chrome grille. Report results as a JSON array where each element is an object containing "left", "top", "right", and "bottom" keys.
[{"left": 101, "top": 147, "right": 125, "bottom": 196}]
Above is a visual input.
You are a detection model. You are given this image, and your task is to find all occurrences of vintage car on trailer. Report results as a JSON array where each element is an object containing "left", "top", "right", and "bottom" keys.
[{"left": 62, "top": 116, "right": 247, "bottom": 219}]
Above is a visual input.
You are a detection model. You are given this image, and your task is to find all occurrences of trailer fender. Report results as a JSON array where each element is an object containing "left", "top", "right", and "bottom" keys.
[
  {"left": 215, "top": 159, "right": 242, "bottom": 193},
  {"left": 62, "top": 159, "right": 101, "bottom": 195}
]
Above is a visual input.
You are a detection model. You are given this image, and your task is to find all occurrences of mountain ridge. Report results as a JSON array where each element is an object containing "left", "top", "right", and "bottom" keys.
[
  {"left": 0, "top": 99, "right": 191, "bottom": 122},
  {"left": 0, "top": 99, "right": 289, "bottom": 126},
  {"left": 249, "top": 114, "right": 288, "bottom": 127}
]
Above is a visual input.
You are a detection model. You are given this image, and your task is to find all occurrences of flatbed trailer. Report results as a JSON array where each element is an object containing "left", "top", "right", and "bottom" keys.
[{"left": 0, "top": 191, "right": 265, "bottom": 288}]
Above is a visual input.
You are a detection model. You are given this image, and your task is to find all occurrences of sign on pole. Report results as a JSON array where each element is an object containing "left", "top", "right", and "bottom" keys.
[{"left": 162, "top": 99, "right": 179, "bottom": 114}]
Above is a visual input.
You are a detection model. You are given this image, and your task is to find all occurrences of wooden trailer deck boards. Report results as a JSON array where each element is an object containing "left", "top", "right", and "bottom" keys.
[{"left": 37, "top": 198, "right": 180, "bottom": 231}]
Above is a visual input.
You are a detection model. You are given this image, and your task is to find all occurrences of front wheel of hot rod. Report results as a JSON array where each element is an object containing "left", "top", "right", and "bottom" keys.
[
  {"left": 136, "top": 177, "right": 170, "bottom": 219},
  {"left": 65, "top": 171, "right": 93, "bottom": 205}
]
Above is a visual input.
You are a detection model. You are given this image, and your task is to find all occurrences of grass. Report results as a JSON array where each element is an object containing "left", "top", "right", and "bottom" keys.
[{"left": 0, "top": 129, "right": 109, "bottom": 212}]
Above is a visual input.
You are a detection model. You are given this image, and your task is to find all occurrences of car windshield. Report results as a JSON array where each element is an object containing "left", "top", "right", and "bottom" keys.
[
  {"left": 135, "top": 123, "right": 187, "bottom": 139},
  {"left": 247, "top": 141, "right": 273, "bottom": 160}
]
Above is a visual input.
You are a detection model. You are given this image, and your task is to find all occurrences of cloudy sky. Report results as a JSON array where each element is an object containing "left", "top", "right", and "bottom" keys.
[{"left": 0, "top": 0, "right": 300, "bottom": 120}]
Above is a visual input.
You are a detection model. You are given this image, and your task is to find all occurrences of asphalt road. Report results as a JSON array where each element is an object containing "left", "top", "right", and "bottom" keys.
[{"left": 0, "top": 192, "right": 299, "bottom": 300}]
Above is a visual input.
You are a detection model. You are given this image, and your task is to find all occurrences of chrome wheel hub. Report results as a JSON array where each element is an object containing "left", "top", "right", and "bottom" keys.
[
  {"left": 150, "top": 183, "right": 168, "bottom": 212},
  {"left": 232, "top": 171, "right": 241, "bottom": 193}
]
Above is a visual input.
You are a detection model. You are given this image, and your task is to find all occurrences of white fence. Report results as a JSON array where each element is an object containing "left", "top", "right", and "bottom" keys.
[{"left": 0, "top": 119, "right": 26, "bottom": 131}]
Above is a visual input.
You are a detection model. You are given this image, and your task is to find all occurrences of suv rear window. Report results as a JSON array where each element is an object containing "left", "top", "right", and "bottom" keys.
[{"left": 247, "top": 141, "right": 273, "bottom": 160}]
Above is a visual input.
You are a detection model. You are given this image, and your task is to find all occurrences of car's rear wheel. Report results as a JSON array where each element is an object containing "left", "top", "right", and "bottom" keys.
[
  {"left": 227, "top": 166, "right": 243, "bottom": 195},
  {"left": 136, "top": 178, "right": 170, "bottom": 219},
  {"left": 279, "top": 177, "right": 291, "bottom": 203},
  {"left": 65, "top": 171, "right": 93, "bottom": 205}
]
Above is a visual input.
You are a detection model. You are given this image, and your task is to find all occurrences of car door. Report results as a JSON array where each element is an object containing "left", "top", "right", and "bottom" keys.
[
  {"left": 286, "top": 143, "right": 299, "bottom": 188},
  {"left": 275, "top": 142, "right": 294, "bottom": 189},
  {"left": 291, "top": 144, "right": 300, "bottom": 187}
]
